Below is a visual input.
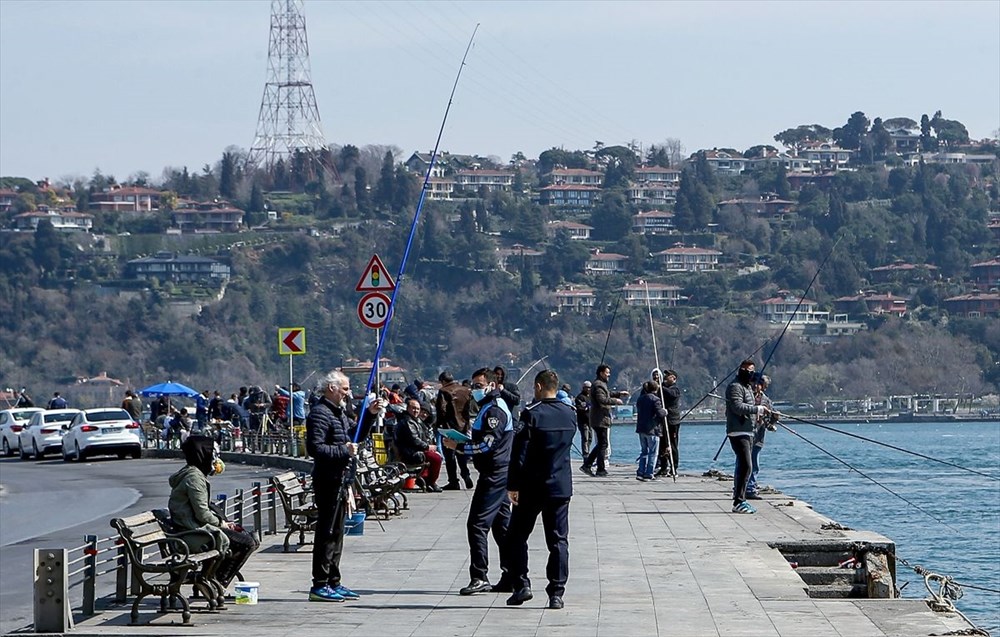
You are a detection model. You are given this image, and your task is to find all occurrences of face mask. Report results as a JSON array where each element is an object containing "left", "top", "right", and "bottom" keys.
[{"left": 471, "top": 388, "right": 487, "bottom": 402}]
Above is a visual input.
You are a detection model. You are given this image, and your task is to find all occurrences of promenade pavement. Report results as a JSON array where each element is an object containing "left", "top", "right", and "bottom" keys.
[{"left": 41, "top": 464, "right": 973, "bottom": 637}]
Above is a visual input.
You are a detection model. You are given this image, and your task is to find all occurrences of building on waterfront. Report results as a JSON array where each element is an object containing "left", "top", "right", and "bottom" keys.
[
  {"left": 171, "top": 203, "right": 244, "bottom": 233},
  {"left": 833, "top": 292, "right": 909, "bottom": 318},
  {"left": 585, "top": 249, "right": 628, "bottom": 275},
  {"left": 970, "top": 256, "right": 1000, "bottom": 291},
  {"left": 538, "top": 184, "right": 601, "bottom": 209},
  {"left": 88, "top": 186, "right": 164, "bottom": 212},
  {"left": 13, "top": 207, "right": 94, "bottom": 232},
  {"left": 758, "top": 294, "right": 827, "bottom": 323},
  {"left": 0, "top": 189, "right": 17, "bottom": 213},
  {"left": 544, "top": 220, "right": 592, "bottom": 240},
  {"left": 125, "top": 251, "right": 231, "bottom": 284},
  {"left": 654, "top": 245, "right": 722, "bottom": 272},
  {"left": 798, "top": 142, "right": 855, "bottom": 170},
  {"left": 453, "top": 168, "right": 514, "bottom": 193},
  {"left": 553, "top": 285, "right": 596, "bottom": 315},
  {"left": 544, "top": 167, "right": 603, "bottom": 187},
  {"left": 942, "top": 291, "right": 1000, "bottom": 318},
  {"left": 698, "top": 149, "right": 747, "bottom": 176},
  {"left": 717, "top": 195, "right": 797, "bottom": 218},
  {"left": 496, "top": 244, "right": 544, "bottom": 273}
]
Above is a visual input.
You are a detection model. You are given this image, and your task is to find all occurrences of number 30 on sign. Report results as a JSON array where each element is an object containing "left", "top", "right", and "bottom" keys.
[{"left": 357, "top": 292, "right": 391, "bottom": 329}]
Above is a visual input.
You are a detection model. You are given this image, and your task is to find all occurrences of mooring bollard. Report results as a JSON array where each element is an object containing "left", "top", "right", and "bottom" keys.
[{"left": 34, "top": 548, "right": 72, "bottom": 633}]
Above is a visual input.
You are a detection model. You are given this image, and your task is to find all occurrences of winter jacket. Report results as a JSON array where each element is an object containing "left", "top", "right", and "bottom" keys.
[
  {"left": 508, "top": 398, "right": 575, "bottom": 499},
  {"left": 635, "top": 391, "right": 666, "bottom": 437},
  {"left": 168, "top": 464, "right": 229, "bottom": 554},
  {"left": 588, "top": 379, "right": 615, "bottom": 429},
  {"left": 306, "top": 396, "right": 354, "bottom": 483},
  {"left": 726, "top": 381, "right": 761, "bottom": 437}
]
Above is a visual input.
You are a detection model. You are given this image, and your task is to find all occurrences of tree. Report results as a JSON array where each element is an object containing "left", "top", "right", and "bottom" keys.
[
  {"left": 867, "top": 117, "right": 892, "bottom": 161},
  {"left": 743, "top": 144, "right": 777, "bottom": 159},
  {"left": 219, "top": 151, "right": 237, "bottom": 199},
  {"left": 883, "top": 117, "right": 918, "bottom": 131},
  {"left": 930, "top": 111, "right": 970, "bottom": 148},
  {"left": 248, "top": 182, "right": 264, "bottom": 213},
  {"left": 672, "top": 168, "right": 714, "bottom": 231},
  {"left": 537, "top": 148, "right": 588, "bottom": 175},
  {"left": 832, "top": 111, "right": 870, "bottom": 150},
  {"left": 919, "top": 114, "right": 937, "bottom": 151},
  {"left": 354, "top": 166, "right": 370, "bottom": 212},
  {"left": 774, "top": 124, "right": 832, "bottom": 153},
  {"left": 588, "top": 191, "right": 632, "bottom": 242},
  {"left": 375, "top": 151, "right": 395, "bottom": 209},
  {"left": 33, "top": 220, "right": 63, "bottom": 279}
]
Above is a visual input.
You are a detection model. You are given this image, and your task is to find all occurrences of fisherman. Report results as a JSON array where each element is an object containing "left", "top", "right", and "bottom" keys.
[
  {"left": 726, "top": 360, "right": 771, "bottom": 514},
  {"left": 441, "top": 367, "right": 514, "bottom": 596},
  {"left": 653, "top": 369, "right": 682, "bottom": 476},
  {"left": 581, "top": 364, "right": 622, "bottom": 478},
  {"left": 493, "top": 365, "right": 521, "bottom": 418},
  {"left": 435, "top": 371, "right": 475, "bottom": 490},
  {"left": 745, "top": 373, "right": 778, "bottom": 499},
  {"left": 504, "top": 370, "right": 575, "bottom": 610},
  {"left": 635, "top": 380, "right": 665, "bottom": 481},
  {"left": 573, "top": 381, "right": 592, "bottom": 457}
]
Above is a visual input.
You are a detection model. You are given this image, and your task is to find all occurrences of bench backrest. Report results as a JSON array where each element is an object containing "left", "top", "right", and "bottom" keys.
[{"left": 111, "top": 511, "right": 168, "bottom": 564}]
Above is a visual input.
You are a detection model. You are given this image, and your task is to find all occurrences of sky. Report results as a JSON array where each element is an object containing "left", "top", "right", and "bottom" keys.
[{"left": 1, "top": 0, "right": 998, "bottom": 183}]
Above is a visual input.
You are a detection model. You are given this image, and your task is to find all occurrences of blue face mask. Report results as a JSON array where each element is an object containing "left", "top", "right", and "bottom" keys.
[{"left": 471, "top": 388, "right": 487, "bottom": 402}]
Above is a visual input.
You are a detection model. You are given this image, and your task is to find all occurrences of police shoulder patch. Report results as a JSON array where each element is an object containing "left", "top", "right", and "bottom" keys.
[{"left": 488, "top": 416, "right": 499, "bottom": 427}]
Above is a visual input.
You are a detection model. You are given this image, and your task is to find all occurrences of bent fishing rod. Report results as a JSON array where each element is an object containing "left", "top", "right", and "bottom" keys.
[
  {"left": 645, "top": 281, "right": 676, "bottom": 480},
  {"left": 599, "top": 286, "right": 626, "bottom": 366},
  {"left": 776, "top": 420, "right": 963, "bottom": 535},
  {"left": 354, "top": 24, "right": 480, "bottom": 442},
  {"left": 707, "top": 235, "right": 844, "bottom": 462},
  {"left": 776, "top": 412, "right": 999, "bottom": 481}
]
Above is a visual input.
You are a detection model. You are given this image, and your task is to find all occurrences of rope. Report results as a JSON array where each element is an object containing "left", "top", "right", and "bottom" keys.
[{"left": 893, "top": 555, "right": 993, "bottom": 636}]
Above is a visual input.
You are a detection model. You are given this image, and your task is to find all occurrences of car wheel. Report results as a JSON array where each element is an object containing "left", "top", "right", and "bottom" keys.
[
  {"left": 131, "top": 448, "right": 142, "bottom": 459},
  {"left": 75, "top": 442, "right": 84, "bottom": 462},
  {"left": 117, "top": 452, "right": 127, "bottom": 459},
  {"left": 34, "top": 440, "right": 44, "bottom": 460},
  {"left": 62, "top": 447, "right": 72, "bottom": 462},
  {"left": 19, "top": 443, "right": 29, "bottom": 460},
  {"left": 2, "top": 438, "right": 10, "bottom": 457}
]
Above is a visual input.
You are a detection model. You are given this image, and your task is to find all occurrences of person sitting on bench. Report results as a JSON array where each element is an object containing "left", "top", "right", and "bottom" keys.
[{"left": 394, "top": 397, "right": 444, "bottom": 492}]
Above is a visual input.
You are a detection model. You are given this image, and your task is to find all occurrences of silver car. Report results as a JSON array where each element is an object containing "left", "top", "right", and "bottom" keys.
[
  {"left": 18, "top": 409, "right": 80, "bottom": 459},
  {"left": 0, "top": 408, "right": 44, "bottom": 456},
  {"left": 61, "top": 408, "right": 142, "bottom": 461}
]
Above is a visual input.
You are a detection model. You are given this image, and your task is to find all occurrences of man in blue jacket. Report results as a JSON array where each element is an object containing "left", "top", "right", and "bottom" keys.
[
  {"left": 504, "top": 370, "right": 576, "bottom": 610},
  {"left": 442, "top": 367, "right": 513, "bottom": 596}
]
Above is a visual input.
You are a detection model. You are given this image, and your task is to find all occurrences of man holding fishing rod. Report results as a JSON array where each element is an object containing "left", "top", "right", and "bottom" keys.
[{"left": 726, "top": 360, "right": 772, "bottom": 514}]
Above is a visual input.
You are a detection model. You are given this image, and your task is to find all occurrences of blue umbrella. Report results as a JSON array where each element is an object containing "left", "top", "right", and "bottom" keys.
[{"left": 139, "top": 381, "right": 200, "bottom": 398}]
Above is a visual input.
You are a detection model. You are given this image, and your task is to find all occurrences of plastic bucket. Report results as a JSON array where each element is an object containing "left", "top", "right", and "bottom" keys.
[
  {"left": 234, "top": 581, "right": 260, "bottom": 605},
  {"left": 344, "top": 511, "right": 366, "bottom": 536}
]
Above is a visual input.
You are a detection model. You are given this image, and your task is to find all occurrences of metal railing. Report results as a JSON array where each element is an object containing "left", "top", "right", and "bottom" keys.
[{"left": 34, "top": 478, "right": 285, "bottom": 632}]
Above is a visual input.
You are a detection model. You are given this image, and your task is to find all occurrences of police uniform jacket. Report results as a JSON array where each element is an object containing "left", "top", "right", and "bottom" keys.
[
  {"left": 508, "top": 398, "right": 576, "bottom": 500},
  {"left": 456, "top": 389, "right": 512, "bottom": 476},
  {"left": 725, "top": 381, "right": 759, "bottom": 436},
  {"left": 306, "top": 396, "right": 354, "bottom": 484}
]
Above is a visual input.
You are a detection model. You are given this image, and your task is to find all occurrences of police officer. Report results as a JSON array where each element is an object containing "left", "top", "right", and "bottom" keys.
[
  {"left": 442, "top": 367, "right": 514, "bottom": 595},
  {"left": 504, "top": 370, "right": 575, "bottom": 610}
]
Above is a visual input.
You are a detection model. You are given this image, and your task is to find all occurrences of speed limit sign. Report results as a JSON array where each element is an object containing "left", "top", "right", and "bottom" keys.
[{"left": 357, "top": 291, "right": 391, "bottom": 329}]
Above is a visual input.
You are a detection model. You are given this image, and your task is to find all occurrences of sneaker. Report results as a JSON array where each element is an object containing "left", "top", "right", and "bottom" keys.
[
  {"left": 309, "top": 585, "right": 346, "bottom": 602},
  {"left": 732, "top": 501, "right": 757, "bottom": 514},
  {"left": 428, "top": 483, "right": 443, "bottom": 493},
  {"left": 636, "top": 475, "right": 647, "bottom": 482},
  {"left": 595, "top": 470, "right": 609, "bottom": 477},
  {"left": 579, "top": 465, "right": 594, "bottom": 477},
  {"left": 746, "top": 492, "right": 762, "bottom": 500},
  {"left": 332, "top": 584, "right": 360, "bottom": 599},
  {"left": 460, "top": 579, "right": 492, "bottom": 596},
  {"left": 463, "top": 476, "right": 474, "bottom": 489},
  {"left": 442, "top": 482, "right": 461, "bottom": 491},
  {"left": 644, "top": 474, "right": 657, "bottom": 481}
]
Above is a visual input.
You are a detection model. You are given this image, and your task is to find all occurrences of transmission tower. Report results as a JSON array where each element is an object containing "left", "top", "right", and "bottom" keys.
[{"left": 247, "top": 0, "right": 327, "bottom": 170}]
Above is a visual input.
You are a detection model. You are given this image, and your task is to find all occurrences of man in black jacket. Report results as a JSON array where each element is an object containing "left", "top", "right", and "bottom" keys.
[
  {"left": 573, "top": 381, "right": 592, "bottom": 457},
  {"left": 394, "top": 397, "right": 443, "bottom": 492},
  {"left": 504, "top": 370, "right": 576, "bottom": 610},
  {"left": 493, "top": 366, "right": 521, "bottom": 417},
  {"left": 305, "top": 370, "right": 379, "bottom": 602},
  {"left": 435, "top": 371, "right": 475, "bottom": 490}
]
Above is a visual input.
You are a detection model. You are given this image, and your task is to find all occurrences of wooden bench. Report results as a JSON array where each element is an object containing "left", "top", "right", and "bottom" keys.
[
  {"left": 270, "top": 471, "right": 318, "bottom": 553},
  {"left": 110, "top": 511, "right": 223, "bottom": 625}
]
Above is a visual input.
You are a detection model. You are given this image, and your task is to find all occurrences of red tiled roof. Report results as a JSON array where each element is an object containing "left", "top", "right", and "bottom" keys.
[
  {"left": 547, "top": 220, "right": 593, "bottom": 229},
  {"left": 547, "top": 168, "right": 602, "bottom": 176},
  {"left": 588, "top": 252, "right": 627, "bottom": 260},
  {"left": 656, "top": 247, "right": 722, "bottom": 256},
  {"left": 760, "top": 296, "right": 817, "bottom": 305},
  {"left": 539, "top": 184, "right": 601, "bottom": 191}
]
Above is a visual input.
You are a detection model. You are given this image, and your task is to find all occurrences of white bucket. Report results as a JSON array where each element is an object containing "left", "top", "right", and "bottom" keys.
[{"left": 233, "top": 581, "right": 260, "bottom": 605}]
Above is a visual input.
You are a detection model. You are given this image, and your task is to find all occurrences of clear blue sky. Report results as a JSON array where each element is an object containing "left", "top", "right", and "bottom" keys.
[{"left": 1, "top": 0, "right": 998, "bottom": 183}]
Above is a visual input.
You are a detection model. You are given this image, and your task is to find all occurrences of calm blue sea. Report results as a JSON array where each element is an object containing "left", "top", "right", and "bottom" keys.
[{"left": 588, "top": 421, "right": 1000, "bottom": 633}]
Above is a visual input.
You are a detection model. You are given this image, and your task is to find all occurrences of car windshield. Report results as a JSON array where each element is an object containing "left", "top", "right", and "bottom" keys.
[
  {"left": 13, "top": 410, "right": 38, "bottom": 422},
  {"left": 44, "top": 413, "right": 75, "bottom": 424},
  {"left": 88, "top": 410, "right": 131, "bottom": 422}
]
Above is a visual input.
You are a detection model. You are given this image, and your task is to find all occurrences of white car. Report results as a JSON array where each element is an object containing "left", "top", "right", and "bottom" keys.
[
  {"left": 62, "top": 408, "right": 142, "bottom": 461},
  {"left": 0, "top": 408, "right": 44, "bottom": 456},
  {"left": 18, "top": 409, "right": 80, "bottom": 459}
]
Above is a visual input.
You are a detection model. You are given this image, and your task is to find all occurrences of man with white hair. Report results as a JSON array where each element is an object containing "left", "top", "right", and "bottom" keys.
[{"left": 306, "top": 370, "right": 379, "bottom": 602}]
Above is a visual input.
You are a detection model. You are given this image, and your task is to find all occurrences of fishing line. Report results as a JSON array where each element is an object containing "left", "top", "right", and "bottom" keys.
[
  {"left": 777, "top": 421, "right": 964, "bottom": 535},
  {"left": 355, "top": 24, "right": 480, "bottom": 442},
  {"left": 599, "top": 286, "right": 626, "bottom": 366},
  {"left": 778, "top": 413, "right": 999, "bottom": 481}
]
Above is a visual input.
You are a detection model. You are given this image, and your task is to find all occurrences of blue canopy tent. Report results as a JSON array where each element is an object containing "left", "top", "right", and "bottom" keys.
[{"left": 139, "top": 381, "right": 200, "bottom": 398}]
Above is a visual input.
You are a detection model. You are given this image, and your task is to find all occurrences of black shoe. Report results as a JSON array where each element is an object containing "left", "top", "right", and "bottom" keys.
[
  {"left": 463, "top": 476, "right": 474, "bottom": 489},
  {"left": 490, "top": 579, "right": 514, "bottom": 593},
  {"left": 506, "top": 588, "right": 533, "bottom": 606},
  {"left": 595, "top": 470, "right": 609, "bottom": 477},
  {"left": 746, "top": 492, "right": 762, "bottom": 500},
  {"left": 442, "top": 482, "right": 461, "bottom": 491},
  {"left": 579, "top": 465, "right": 594, "bottom": 477},
  {"left": 548, "top": 596, "right": 564, "bottom": 609},
  {"left": 460, "top": 579, "right": 492, "bottom": 595},
  {"left": 428, "top": 484, "right": 443, "bottom": 493}
]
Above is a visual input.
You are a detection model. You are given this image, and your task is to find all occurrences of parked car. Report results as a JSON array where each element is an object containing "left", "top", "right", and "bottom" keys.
[
  {"left": 18, "top": 409, "right": 80, "bottom": 459},
  {"left": 0, "top": 408, "right": 45, "bottom": 456},
  {"left": 61, "top": 408, "right": 142, "bottom": 461}
]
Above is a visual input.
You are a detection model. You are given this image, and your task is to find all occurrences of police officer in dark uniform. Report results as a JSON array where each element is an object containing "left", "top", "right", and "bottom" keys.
[
  {"left": 504, "top": 369, "right": 576, "bottom": 610},
  {"left": 442, "top": 368, "right": 514, "bottom": 596}
]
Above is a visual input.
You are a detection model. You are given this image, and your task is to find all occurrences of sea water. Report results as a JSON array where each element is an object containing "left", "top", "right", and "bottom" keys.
[{"left": 592, "top": 421, "right": 1000, "bottom": 633}]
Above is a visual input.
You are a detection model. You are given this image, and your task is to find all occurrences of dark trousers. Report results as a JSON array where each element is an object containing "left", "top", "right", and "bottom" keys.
[
  {"left": 467, "top": 472, "right": 511, "bottom": 582},
  {"left": 311, "top": 480, "right": 347, "bottom": 588},
  {"left": 507, "top": 496, "right": 570, "bottom": 598},
  {"left": 216, "top": 526, "right": 260, "bottom": 587},
  {"left": 583, "top": 426, "right": 609, "bottom": 472},
  {"left": 657, "top": 423, "right": 680, "bottom": 472},
  {"left": 443, "top": 444, "right": 471, "bottom": 485},
  {"left": 577, "top": 421, "right": 592, "bottom": 457},
  {"left": 729, "top": 435, "right": 753, "bottom": 505}
]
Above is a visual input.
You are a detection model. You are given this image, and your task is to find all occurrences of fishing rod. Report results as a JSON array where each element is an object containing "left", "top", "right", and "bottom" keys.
[
  {"left": 515, "top": 356, "right": 549, "bottom": 385},
  {"left": 776, "top": 413, "right": 999, "bottom": 481},
  {"left": 599, "top": 286, "right": 626, "bottom": 366},
  {"left": 776, "top": 420, "right": 963, "bottom": 535},
  {"left": 707, "top": 235, "right": 844, "bottom": 462},
  {"left": 353, "top": 24, "right": 479, "bottom": 442},
  {"left": 644, "top": 281, "right": 675, "bottom": 480}
]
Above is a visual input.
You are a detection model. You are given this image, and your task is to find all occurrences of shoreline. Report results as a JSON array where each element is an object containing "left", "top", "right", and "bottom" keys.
[{"left": 612, "top": 414, "right": 1000, "bottom": 426}]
